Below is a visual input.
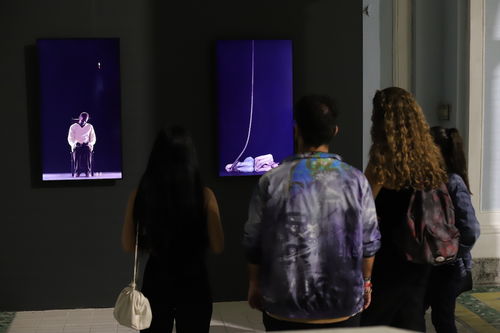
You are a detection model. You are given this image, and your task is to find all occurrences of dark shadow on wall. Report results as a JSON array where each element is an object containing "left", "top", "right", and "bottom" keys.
[
  {"left": 150, "top": 0, "right": 309, "bottom": 303},
  {"left": 150, "top": 0, "right": 363, "bottom": 302},
  {"left": 24, "top": 45, "right": 43, "bottom": 187},
  {"left": 1, "top": 0, "right": 159, "bottom": 310},
  {"left": 0, "top": 0, "right": 362, "bottom": 311}
]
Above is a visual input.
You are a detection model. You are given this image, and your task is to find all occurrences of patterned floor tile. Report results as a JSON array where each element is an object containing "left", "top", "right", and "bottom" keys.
[
  {"left": 457, "top": 286, "right": 500, "bottom": 332},
  {"left": 0, "top": 313, "right": 15, "bottom": 333}
]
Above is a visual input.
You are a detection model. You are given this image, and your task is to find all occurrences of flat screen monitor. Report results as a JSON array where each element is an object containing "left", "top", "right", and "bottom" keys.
[
  {"left": 216, "top": 40, "right": 294, "bottom": 177},
  {"left": 37, "top": 38, "right": 123, "bottom": 181}
]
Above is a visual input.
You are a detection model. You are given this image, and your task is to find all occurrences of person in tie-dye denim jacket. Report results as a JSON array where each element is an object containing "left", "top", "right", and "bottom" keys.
[{"left": 243, "top": 95, "right": 381, "bottom": 331}]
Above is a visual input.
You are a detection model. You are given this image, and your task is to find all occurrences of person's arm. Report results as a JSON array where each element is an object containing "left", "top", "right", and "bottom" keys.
[
  {"left": 248, "top": 263, "right": 262, "bottom": 310},
  {"left": 364, "top": 160, "right": 383, "bottom": 198},
  {"left": 360, "top": 174, "right": 381, "bottom": 310},
  {"left": 448, "top": 175, "right": 480, "bottom": 257},
  {"left": 360, "top": 175, "right": 381, "bottom": 258},
  {"left": 362, "top": 256, "right": 375, "bottom": 309},
  {"left": 243, "top": 180, "right": 267, "bottom": 310},
  {"left": 205, "top": 187, "right": 224, "bottom": 254},
  {"left": 88, "top": 125, "right": 96, "bottom": 151},
  {"left": 363, "top": 256, "right": 375, "bottom": 280},
  {"left": 122, "top": 189, "right": 137, "bottom": 253},
  {"left": 68, "top": 125, "right": 76, "bottom": 150}
]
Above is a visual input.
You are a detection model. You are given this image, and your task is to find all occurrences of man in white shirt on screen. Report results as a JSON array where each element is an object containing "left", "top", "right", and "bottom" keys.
[{"left": 68, "top": 112, "right": 96, "bottom": 177}]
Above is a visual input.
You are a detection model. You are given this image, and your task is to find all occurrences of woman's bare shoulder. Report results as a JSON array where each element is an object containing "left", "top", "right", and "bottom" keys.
[
  {"left": 204, "top": 186, "right": 213, "bottom": 196},
  {"left": 204, "top": 186, "right": 217, "bottom": 205}
]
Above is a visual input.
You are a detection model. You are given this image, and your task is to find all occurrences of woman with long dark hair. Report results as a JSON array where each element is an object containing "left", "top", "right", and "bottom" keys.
[
  {"left": 426, "top": 127, "right": 480, "bottom": 333},
  {"left": 121, "top": 126, "right": 224, "bottom": 333},
  {"left": 360, "top": 87, "right": 447, "bottom": 332}
]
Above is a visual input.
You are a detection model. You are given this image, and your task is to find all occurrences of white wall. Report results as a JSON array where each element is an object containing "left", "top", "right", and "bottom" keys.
[
  {"left": 481, "top": 0, "right": 500, "bottom": 211},
  {"left": 470, "top": 0, "right": 500, "bottom": 258},
  {"left": 463, "top": 0, "right": 500, "bottom": 259},
  {"left": 362, "top": 0, "right": 393, "bottom": 168}
]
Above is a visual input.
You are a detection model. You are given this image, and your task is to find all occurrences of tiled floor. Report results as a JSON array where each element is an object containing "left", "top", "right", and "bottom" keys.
[
  {"left": 455, "top": 287, "right": 500, "bottom": 333},
  {"left": 2, "top": 293, "right": 499, "bottom": 333},
  {"left": 6, "top": 308, "right": 133, "bottom": 333},
  {"left": 3, "top": 303, "right": 263, "bottom": 333}
]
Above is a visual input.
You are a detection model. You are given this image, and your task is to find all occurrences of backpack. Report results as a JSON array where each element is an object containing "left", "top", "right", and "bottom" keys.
[{"left": 398, "top": 183, "right": 459, "bottom": 265}]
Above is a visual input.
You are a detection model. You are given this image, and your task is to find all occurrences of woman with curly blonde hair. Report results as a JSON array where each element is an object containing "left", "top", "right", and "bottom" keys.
[{"left": 360, "top": 87, "right": 447, "bottom": 332}]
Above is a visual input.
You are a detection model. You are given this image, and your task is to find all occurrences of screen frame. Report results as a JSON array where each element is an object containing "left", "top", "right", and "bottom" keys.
[
  {"left": 215, "top": 39, "right": 295, "bottom": 178},
  {"left": 36, "top": 37, "right": 124, "bottom": 183}
]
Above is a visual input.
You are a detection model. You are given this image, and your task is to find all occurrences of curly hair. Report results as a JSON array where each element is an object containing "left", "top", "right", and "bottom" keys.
[{"left": 368, "top": 87, "right": 447, "bottom": 190}]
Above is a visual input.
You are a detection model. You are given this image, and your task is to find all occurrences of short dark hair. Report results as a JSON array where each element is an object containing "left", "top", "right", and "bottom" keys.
[{"left": 294, "top": 95, "right": 338, "bottom": 147}]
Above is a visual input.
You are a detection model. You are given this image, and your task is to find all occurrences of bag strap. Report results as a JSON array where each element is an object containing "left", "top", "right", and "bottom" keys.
[{"left": 132, "top": 220, "right": 140, "bottom": 289}]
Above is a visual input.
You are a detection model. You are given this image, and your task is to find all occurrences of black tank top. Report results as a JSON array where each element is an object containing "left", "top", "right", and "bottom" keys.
[{"left": 372, "top": 188, "right": 431, "bottom": 286}]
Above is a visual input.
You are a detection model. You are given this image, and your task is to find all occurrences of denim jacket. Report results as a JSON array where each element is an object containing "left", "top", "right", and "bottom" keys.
[
  {"left": 243, "top": 152, "right": 381, "bottom": 320},
  {"left": 447, "top": 173, "right": 480, "bottom": 271}
]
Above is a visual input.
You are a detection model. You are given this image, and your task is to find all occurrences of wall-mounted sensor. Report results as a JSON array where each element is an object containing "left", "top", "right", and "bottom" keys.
[
  {"left": 438, "top": 104, "right": 451, "bottom": 121},
  {"left": 363, "top": 5, "right": 370, "bottom": 16}
]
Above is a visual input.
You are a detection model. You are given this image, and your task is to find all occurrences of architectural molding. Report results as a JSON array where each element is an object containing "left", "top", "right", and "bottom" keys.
[{"left": 392, "top": 0, "right": 412, "bottom": 91}]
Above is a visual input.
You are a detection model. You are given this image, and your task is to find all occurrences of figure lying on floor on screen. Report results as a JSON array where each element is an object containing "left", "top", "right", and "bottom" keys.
[
  {"left": 68, "top": 112, "right": 96, "bottom": 177},
  {"left": 225, "top": 154, "right": 279, "bottom": 173}
]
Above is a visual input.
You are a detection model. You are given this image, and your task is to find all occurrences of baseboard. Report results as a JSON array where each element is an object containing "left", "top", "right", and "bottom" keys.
[{"left": 472, "top": 257, "right": 500, "bottom": 286}]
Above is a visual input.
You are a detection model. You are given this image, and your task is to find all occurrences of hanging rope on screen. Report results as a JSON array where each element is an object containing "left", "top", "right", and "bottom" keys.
[
  {"left": 228, "top": 40, "right": 255, "bottom": 172},
  {"left": 225, "top": 40, "right": 280, "bottom": 174}
]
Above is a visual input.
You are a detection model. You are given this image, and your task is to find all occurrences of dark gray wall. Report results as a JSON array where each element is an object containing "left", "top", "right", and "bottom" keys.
[
  {"left": 0, "top": 0, "right": 157, "bottom": 311},
  {"left": 0, "top": 0, "right": 363, "bottom": 310}
]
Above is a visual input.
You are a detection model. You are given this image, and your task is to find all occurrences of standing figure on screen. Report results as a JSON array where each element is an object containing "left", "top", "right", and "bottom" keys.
[{"left": 68, "top": 112, "right": 96, "bottom": 177}]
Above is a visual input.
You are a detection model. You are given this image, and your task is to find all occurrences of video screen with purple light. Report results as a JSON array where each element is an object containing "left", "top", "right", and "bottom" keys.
[
  {"left": 37, "top": 39, "right": 123, "bottom": 181},
  {"left": 217, "top": 40, "right": 294, "bottom": 177}
]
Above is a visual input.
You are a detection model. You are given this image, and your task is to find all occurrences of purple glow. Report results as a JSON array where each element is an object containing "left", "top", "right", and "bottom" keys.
[
  {"left": 42, "top": 172, "right": 122, "bottom": 181},
  {"left": 37, "top": 39, "right": 123, "bottom": 181},
  {"left": 217, "top": 40, "right": 293, "bottom": 177},
  {"left": 225, "top": 154, "right": 279, "bottom": 173}
]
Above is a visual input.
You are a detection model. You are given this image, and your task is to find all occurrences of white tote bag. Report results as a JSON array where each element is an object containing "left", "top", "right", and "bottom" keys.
[{"left": 114, "top": 222, "right": 152, "bottom": 330}]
